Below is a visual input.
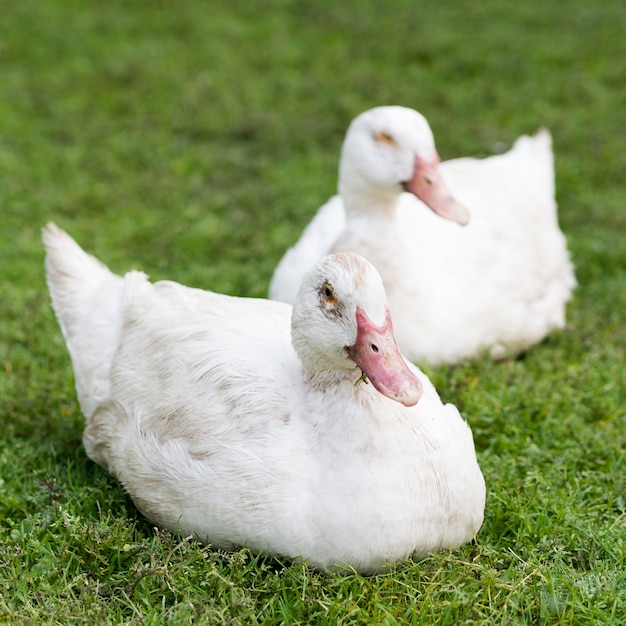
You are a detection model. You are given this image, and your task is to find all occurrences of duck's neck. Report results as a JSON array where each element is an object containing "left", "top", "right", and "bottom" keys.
[
  {"left": 303, "top": 361, "right": 364, "bottom": 395},
  {"left": 333, "top": 186, "right": 410, "bottom": 296},
  {"left": 339, "top": 183, "right": 402, "bottom": 222},
  {"left": 302, "top": 369, "right": 406, "bottom": 459},
  {"left": 302, "top": 363, "right": 393, "bottom": 424},
  {"left": 293, "top": 342, "right": 379, "bottom": 405}
]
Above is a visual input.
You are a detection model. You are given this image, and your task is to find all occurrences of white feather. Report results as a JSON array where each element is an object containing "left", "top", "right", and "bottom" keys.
[
  {"left": 44, "top": 224, "right": 485, "bottom": 574},
  {"left": 269, "top": 107, "right": 576, "bottom": 364}
]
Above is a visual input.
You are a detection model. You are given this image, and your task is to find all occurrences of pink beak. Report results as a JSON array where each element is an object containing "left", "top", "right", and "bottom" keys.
[
  {"left": 348, "top": 307, "right": 423, "bottom": 407},
  {"left": 403, "top": 154, "right": 470, "bottom": 226}
]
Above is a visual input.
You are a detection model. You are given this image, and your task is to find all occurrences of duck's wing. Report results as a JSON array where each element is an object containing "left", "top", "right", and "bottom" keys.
[{"left": 269, "top": 196, "right": 346, "bottom": 304}]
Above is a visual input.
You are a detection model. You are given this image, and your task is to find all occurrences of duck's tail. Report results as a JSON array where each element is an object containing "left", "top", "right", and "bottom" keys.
[
  {"left": 510, "top": 128, "right": 555, "bottom": 198},
  {"left": 43, "top": 223, "right": 132, "bottom": 420}
]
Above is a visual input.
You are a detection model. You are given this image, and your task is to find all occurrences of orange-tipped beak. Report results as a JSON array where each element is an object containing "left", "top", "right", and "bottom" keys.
[
  {"left": 404, "top": 154, "right": 470, "bottom": 226},
  {"left": 348, "top": 307, "right": 422, "bottom": 407}
]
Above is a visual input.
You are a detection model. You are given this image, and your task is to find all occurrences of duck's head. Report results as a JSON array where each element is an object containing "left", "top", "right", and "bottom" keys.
[
  {"left": 292, "top": 252, "right": 422, "bottom": 407},
  {"left": 339, "top": 106, "right": 469, "bottom": 225}
]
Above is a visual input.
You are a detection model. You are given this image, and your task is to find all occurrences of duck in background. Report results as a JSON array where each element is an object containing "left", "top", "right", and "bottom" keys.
[
  {"left": 269, "top": 106, "right": 575, "bottom": 365},
  {"left": 44, "top": 223, "right": 484, "bottom": 574}
]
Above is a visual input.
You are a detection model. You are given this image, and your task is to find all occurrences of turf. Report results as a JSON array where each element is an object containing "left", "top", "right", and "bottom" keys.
[{"left": 1, "top": 0, "right": 625, "bottom": 623}]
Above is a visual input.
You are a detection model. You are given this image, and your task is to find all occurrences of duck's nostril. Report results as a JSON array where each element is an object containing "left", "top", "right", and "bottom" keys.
[{"left": 371, "top": 344, "right": 379, "bottom": 353}]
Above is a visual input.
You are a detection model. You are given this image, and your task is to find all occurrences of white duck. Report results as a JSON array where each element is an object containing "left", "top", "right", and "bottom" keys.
[
  {"left": 269, "top": 106, "right": 576, "bottom": 365},
  {"left": 43, "top": 223, "right": 485, "bottom": 574}
]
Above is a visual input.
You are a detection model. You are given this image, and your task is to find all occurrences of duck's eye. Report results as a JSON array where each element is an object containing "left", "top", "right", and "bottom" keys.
[
  {"left": 320, "top": 282, "right": 337, "bottom": 307},
  {"left": 374, "top": 131, "right": 395, "bottom": 146}
]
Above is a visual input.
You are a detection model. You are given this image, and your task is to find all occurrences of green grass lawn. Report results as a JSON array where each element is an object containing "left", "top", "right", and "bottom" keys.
[{"left": 1, "top": 0, "right": 625, "bottom": 623}]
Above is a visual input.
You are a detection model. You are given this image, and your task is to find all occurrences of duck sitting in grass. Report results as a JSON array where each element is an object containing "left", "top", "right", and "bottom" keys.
[
  {"left": 269, "top": 106, "right": 576, "bottom": 365},
  {"left": 44, "top": 223, "right": 485, "bottom": 574}
]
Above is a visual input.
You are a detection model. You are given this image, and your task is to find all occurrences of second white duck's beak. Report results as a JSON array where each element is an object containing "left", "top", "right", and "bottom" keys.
[
  {"left": 348, "top": 307, "right": 423, "bottom": 407},
  {"left": 403, "top": 154, "right": 470, "bottom": 226}
]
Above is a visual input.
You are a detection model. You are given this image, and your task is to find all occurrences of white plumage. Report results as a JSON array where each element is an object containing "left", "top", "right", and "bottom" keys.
[
  {"left": 269, "top": 106, "right": 576, "bottom": 364},
  {"left": 44, "top": 223, "right": 485, "bottom": 574}
]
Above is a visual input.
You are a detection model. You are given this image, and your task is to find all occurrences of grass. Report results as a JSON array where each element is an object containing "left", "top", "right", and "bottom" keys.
[{"left": 1, "top": 0, "right": 625, "bottom": 623}]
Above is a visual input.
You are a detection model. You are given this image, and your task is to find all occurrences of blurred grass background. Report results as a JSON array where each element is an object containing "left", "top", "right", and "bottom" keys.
[{"left": 1, "top": 0, "right": 624, "bottom": 623}]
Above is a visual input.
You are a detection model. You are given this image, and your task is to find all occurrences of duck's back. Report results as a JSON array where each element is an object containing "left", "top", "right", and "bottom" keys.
[
  {"left": 83, "top": 274, "right": 325, "bottom": 551},
  {"left": 391, "top": 130, "right": 574, "bottom": 361}
]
